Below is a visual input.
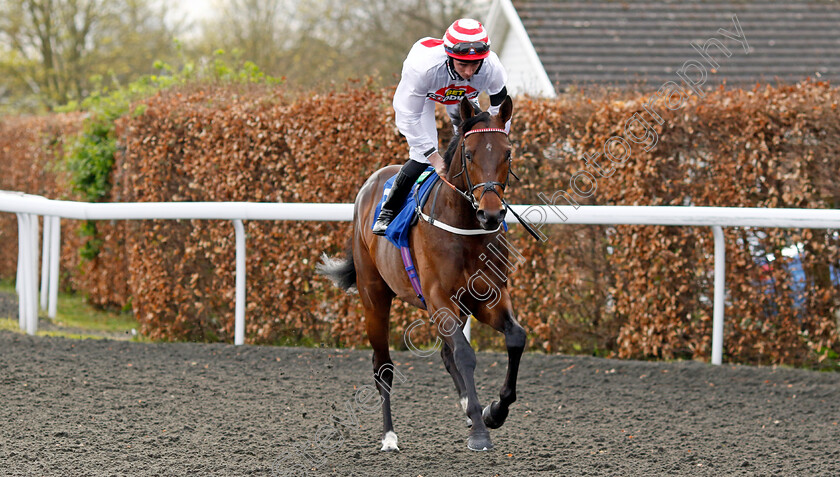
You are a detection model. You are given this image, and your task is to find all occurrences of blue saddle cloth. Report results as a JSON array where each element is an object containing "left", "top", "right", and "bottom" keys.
[{"left": 373, "top": 167, "right": 439, "bottom": 248}]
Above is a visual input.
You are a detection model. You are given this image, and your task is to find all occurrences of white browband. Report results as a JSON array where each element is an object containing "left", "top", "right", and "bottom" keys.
[{"left": 463, "top": 127, "right": 507, "bottom": 137}]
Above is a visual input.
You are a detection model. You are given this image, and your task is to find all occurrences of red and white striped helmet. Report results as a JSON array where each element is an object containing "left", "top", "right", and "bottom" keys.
[{"left": 443, "top": 18, "right": 491, "bottom": 61}]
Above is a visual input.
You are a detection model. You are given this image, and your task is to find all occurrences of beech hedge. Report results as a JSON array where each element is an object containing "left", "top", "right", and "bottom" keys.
[{"left": 1, "top": 80, "right": 838, "bottom": 366}]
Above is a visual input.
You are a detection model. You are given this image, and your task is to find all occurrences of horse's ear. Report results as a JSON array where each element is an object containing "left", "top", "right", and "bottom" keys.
[
  {"left": 499, "top": 96, "right": 513, "bottom": 124},
  {"left": 459, "top": 97, "right": 475, "bottom": 122}
]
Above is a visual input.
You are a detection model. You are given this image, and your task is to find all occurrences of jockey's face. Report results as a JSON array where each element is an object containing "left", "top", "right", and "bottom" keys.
[{"left": 452, "top": 59, "right": 481, "bottom": 80}]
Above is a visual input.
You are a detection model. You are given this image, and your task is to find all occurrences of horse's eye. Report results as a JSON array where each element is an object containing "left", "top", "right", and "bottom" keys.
[
  {"left": 505, "top": 150, "right": 512, "bottom": 160},
  {"left": 465, "top": 151, "right": 472, "bottom": 161}
]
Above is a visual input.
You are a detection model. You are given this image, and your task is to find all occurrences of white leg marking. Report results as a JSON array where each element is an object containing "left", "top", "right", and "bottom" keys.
[
  {"left": 461, "top": 397, "right": 473, "bottom": 426},
  {"left": 380, "top": 431, "right": 399, "bottom": 451}
]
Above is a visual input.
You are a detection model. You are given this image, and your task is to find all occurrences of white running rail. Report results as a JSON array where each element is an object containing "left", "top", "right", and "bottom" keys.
[{"left": 2, "top": 190, "right": 839, "bottom": 364}]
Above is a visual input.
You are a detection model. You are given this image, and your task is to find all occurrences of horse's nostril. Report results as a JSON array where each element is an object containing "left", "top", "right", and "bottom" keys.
[
  {"left": 476, "top": 210, "right": 486, "bottom": 222},
  {"left": 499, "top": 209, "right": 507, "bottom": 220}
]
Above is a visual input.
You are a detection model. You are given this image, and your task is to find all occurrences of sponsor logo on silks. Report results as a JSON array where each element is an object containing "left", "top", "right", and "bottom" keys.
[{"left": 427, "top": 85, "right": 479, "bottom": 104}]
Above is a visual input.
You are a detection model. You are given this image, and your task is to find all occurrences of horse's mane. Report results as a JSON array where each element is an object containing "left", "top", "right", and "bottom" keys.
[{"left": 443, "top": 111, "right": 491, "bottom": 169}]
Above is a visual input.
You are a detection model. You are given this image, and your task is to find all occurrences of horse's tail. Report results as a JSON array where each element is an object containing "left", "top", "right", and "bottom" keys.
[{"left": 317, "top": 241, "right": 357, "bottom": 292}]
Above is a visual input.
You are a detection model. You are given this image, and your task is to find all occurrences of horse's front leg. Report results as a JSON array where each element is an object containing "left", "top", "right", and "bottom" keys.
[
  {"left": 474, "top": 291, "right": 526, "bottom": 429},
  {"left": 440, "top": 338, "right": 473, "bottom": 427},
  {"left": 427, "top": 297, "right": 493, "bottom": 451}
]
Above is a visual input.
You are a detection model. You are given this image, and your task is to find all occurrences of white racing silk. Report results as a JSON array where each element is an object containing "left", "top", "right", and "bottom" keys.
[{"left": 393, "top": 38, "right": 508, "bottom": 164}]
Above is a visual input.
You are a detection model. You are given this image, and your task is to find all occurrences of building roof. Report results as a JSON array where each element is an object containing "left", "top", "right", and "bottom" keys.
[{"left": 512, "top": 0, "right": 840, "bottom": 90}]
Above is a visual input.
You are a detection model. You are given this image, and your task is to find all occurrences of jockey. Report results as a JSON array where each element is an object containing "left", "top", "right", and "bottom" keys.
[{"left": 372, "top": 18, "right": 509, "bottom": 236}]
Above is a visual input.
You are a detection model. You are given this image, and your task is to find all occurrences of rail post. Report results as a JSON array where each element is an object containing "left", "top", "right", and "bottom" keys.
[
  {"left": 16, "top": 213, "right": 27, "bottom": 331},
  {"left": 233, "top": 219, "right": 246, "bottom": 346},
  {"left": 28, "top": 213, "right": 39, "bottom": 335},
  {"left": 40, "top": 215, "right": 51, "bottom": 311},
  {"left": 711, "top": 226, "right": 726, "bottom": 365},
  {"left": 48, "top": 216, "right": 60, "bottom": 318}
]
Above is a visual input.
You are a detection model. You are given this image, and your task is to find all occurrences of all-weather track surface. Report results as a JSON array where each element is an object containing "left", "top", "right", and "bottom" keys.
[{"left": 0, "top": 331, "right": 838, "bottom": 476}]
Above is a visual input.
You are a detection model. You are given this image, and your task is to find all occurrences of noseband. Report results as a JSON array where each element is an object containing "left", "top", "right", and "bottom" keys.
[{"left": 448, "top": 127, "right": 521, "bottom": 210}]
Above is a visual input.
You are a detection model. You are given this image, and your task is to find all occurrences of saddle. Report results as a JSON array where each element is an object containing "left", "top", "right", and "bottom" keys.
[
  {"left": 373, "top": 167, "right": 441, "bottom": 308},
  {"left": 373, "top": 167, "right": 440, "bottom": 248}
]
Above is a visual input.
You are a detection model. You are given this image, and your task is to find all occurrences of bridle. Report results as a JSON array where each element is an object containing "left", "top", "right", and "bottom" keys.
[
  {"left": 435, "top": 125, "right": 542, "bottom": 241},
  {"left": 444, "top": 127, "right": 519, "bottom": 210}
]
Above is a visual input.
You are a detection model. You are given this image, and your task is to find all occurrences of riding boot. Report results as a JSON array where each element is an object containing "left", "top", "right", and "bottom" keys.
[{"left": 372, "top": 160, "right": 427, "bottom": 236}]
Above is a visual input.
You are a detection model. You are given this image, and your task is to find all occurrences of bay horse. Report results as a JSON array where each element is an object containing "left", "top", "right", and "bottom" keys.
[{"left": 318, "top": 96, "right": 526, "bottom": 452}]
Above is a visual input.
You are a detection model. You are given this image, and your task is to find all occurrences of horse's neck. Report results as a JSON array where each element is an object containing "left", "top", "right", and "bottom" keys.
[{"left": 438, "top": 185, "right": 476, "bottom": 226}]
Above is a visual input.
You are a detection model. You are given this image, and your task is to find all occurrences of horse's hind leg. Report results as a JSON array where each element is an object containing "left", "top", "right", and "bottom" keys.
[{"left": 355, "top": 257, "right": 399, "bottom": 451}]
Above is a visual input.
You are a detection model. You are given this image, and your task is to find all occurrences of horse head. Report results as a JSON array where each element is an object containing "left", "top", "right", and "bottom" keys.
[{"left": 455, "top": 96, "right": 514, "bottom": 230}]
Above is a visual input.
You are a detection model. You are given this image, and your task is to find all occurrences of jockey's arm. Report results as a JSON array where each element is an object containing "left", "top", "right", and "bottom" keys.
[
  {"left": 393, "top": 65, "right": 439, "bottom": 165},
  {"left": 426, "top": 151, "right": 447, "bottom": 179}
]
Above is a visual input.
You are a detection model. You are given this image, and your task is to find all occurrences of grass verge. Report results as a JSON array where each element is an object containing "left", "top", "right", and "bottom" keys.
[{"left": 0, "top": 278, "right": 139, "bottom": 340}]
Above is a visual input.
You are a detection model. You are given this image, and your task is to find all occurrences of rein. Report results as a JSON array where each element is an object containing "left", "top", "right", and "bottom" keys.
[{"left": 432, "top": 126, "right": 543, "bottom": 241}]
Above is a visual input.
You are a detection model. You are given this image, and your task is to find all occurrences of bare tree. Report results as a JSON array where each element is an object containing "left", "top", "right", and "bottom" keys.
[
  {"left": 193, "top": 0, "right": 294, "bottom": 72},
  {"left": 0, "top": 0, "right": 181, "bottom": 111},
  {"left": 192, "top": 0, "right": 467, "bottom": 86}
]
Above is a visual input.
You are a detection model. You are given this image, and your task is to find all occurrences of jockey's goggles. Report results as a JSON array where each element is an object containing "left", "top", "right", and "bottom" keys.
[{"left": 445, "top": 41, "right": 490, "bottom": 58}]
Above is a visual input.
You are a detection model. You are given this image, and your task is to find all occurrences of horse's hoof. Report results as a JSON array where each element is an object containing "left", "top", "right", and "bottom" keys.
[
  {"left": 482, "top": 401, "right": 508, "bottom": 429},
  {"left": 380, "top": 431, "right": 399, "bottom": 451},
  {"left": 467, "top": 432, "right": 493, "bottom": 451}
]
